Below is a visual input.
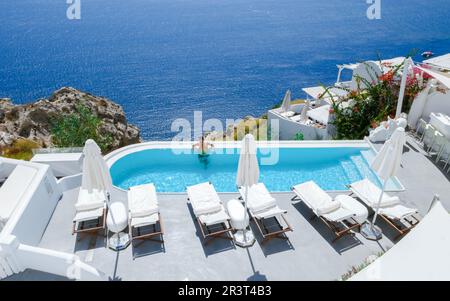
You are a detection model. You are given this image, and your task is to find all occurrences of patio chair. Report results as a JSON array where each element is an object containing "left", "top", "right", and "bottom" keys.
[
  {"left": 291, "top": 181, "right": 361, "bottom": 242},
  {"left": 348, "top": 179, "right": 420, "bottom": 239},
  {"left": 414, "top": 118, "right": 428, "bottom": 140},
  {"left": 128, "top": 183, "right": 164, "bottom": 257},
  {"left": 238, "top": 183, "right": 292, "bottom": 244},
  {"left": 186, "top": 182, "right": 233, "bottom": 245},
  {"left": 421, "top": 124, "right": 436, "bottom": 148},
  {"left": 72, "top": 188, "right": 107, "bottom": 239}
]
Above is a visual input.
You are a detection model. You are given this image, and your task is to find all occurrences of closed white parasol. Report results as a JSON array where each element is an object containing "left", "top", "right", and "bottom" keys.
[
  {"left": 236, "top": 134, "right": 259, "bottom": 246},
  {"left": 362, "top": 127, "right": 406, "bottom": 240}
]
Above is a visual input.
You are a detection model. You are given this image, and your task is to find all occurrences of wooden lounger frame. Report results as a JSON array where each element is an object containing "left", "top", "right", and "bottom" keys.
[
  {"left": 187, "top": 184, "right": 234, "bottom": 245},
  {"left": 129, "top": 213, "right": 164, "bottom": 256},
  {"left": 197, "top": 217, "right": 234, "bottom": 245},
  {"left": 377, "top": 212, "right": 420, "bottom": 240},
  {"left": 251, "top": 212, "right": 293, "bottom": 244},
  {"left": 291, "top": 194, "right": 360, "bottom": 242},
  {"left": 313, "top": 214, "right": 360, "bottom": 242},
  {"left": 346, "top": 186, "right": 421, "bottom": 240},
  {"left": 72, "top": 208, "right": 107, "bottom": 240}
]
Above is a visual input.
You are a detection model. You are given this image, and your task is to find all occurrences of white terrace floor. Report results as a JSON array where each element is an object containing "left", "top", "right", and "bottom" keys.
[{"left": 6, "top": 135, "right": 450, "bottom": 281}]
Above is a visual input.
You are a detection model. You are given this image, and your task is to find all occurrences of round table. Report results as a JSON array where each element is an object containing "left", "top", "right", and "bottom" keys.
[
  {"left": 226, "top": 199, "right": 255, "bottom": 248},
  {"left": 107, "top": 202, "right": 130, "bottom": 251}
]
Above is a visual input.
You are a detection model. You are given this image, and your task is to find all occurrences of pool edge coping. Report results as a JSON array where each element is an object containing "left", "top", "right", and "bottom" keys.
[{"left": 104, "top": 139, "right": 406, "bottom": 193}]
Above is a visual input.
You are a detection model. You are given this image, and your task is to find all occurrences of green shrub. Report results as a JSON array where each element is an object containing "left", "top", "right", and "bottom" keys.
[
  {"left": 51, "top": 104, "right": 113, "bottom": 153},
  {"left": 328, "top": 56, "right": 426, "bottom": 140}
]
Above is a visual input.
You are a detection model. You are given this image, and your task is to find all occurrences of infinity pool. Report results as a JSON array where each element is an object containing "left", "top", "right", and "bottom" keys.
[{"left": 109, "top": 146, "right": 402, "bottom": 192}]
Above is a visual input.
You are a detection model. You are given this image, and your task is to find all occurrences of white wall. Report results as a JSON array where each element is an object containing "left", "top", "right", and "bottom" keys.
[
  {"left": 0, "top": 158, "right": 103, "bottom": 280},
  {"left": 421, "top": 90, "right": 450, "bottom": 121},
  {"left": 16, "top": 243, "right": 105, "bottom": 280},
  {"left": 268, "top": 105, "right": 327, "bottom": 140},
  {"left": 8, "top": 165, "right": 61, "bottom": 245}
]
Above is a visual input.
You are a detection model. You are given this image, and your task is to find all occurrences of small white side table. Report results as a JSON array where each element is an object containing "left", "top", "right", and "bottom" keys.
[
  {"left": 107, "top": 202, "right": 130, "bottom": 251},
  {"left": 227, "top": 199, "right": 255, "bottom": 248}
]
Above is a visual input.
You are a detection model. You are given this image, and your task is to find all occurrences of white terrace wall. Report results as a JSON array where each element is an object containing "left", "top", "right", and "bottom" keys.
[
  {"left": 421, "top": 90, "right": 450, "bottom": 121},
  {"left": 268, "top": 104, "right": 327, "bottom": 140},
  {"left": 8, "top": 165, "right": 61, "bottom": 245},
  {"left": 16, "top": 243, "right": 104, "bottom": 280},
  {"left": 0, "top": 158, "right": 104, "bottom": 280}
]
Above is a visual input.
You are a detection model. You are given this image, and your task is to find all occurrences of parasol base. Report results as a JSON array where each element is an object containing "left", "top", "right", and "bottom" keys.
[
  {"left": 108, "top": 232, "right": 130, "bottom": 251},
  {"left": 234, "top": 229, "right": 255, "bottom": 248},
  {"left": 360, "top": 222, "right": 383, "bottom": 241}
]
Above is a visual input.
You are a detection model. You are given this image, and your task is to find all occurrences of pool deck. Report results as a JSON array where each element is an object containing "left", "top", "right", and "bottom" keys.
[{"left": 5, "top": 135, "right": 450, "bottom": 281}]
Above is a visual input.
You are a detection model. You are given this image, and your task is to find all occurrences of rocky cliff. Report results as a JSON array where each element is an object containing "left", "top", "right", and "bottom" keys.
[{"left": 0, "top": 87, "right": 141, "bottom": 151}]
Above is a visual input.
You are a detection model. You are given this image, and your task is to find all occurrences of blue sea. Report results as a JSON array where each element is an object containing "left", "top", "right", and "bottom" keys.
[{"left": 1, "top": 0, "right": 449, "bottom": 140}]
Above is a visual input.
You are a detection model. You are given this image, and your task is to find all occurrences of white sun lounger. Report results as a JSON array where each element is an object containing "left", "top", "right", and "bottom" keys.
[
  {"left": 349, "top": 179, "right": 420, "bottom": 239},
  {"left": 292, "top": 181, "right": 361, "bottom": 242},
  {"left": 186, "top": 182, "right": 233, "bottom": 244},
  {"left": 238, "top": 183, "right": 292, "bottom": 244},
  {"left": 72, "top": 188, "right": 107, "bottom": 237},
  {"left": 128, "top": 183, "right": 163, "bottom": 256},
  {"left": 0, "top": 164, "right": 38, "bottom": 231},
  {"left": 306, "top": 105, "right": 330, "bottom": 125}
]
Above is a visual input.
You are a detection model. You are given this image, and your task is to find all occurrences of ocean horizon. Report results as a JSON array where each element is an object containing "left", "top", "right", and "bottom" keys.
[{"left": 1, "top": 0, "right": 449, "bottom": 140}]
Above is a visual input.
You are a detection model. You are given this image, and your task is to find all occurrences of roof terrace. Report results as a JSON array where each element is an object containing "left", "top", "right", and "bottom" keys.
[{"left": 4, "top": 134, "right": 450, "bottom": 281}]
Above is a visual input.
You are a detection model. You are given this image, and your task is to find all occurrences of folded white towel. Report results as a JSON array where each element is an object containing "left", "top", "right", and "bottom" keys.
[
  {"left": 75, "top": 189, "right": 106, "bottom": 211},
  {"left": 128, "top": 184, "right": 159, "bottom": 218},
  {"left": 245, "top": 183, "right": 277, "bottom": 212},
  {"left": 316, "top": 200, "right": 341, "bottom": 216},
  {"left": 351, "top": 179, "right": 399, "bottom": 208},
  {"left": 379, "top": 204, "right": 417, "bottom": 220},
  {"left": 293, "top": 181, "right": 340, "bottom": 215}
]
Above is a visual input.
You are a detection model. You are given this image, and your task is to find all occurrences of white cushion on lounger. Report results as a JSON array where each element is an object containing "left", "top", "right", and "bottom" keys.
[
  {"left": 187, "top": 182, "right": 222, "bottom": 216},
  {"left": 322, "top": 207, "right": 355, "bottom": 223},
  {"left": 292, "top": 181, "right": 340, "bottom": 215},
  {"left": 307, "top": 105, "right": 330, "bottom": 125},
  {"left": 350, "top": 179, "right": 399, "bottom": 208},
  {"left": 75, "top": 189, "right": 106, "bottom": 211},
  {"left": 130, "top": 212, "right": 159, "bottom": 228},
  {"left": 73, "top": 206, "right": 104, "bottom": 222},
  {"left": 252, "top": 205, "right": 287, "bottom": 219},
  {"left": 244, "top": 183, "right": 277, "bottom": 212},
  {"left": 198, "top": 206, "right": 230, "bottom": 226},
  {"left": 128, "top": 183, "right": 159, "bottom": 218},
  {"left": 379, "top": 204, "right": 418, "bottom": 220}
]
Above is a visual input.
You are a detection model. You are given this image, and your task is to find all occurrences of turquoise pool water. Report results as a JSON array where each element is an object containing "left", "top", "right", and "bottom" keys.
[{"left": 110, "top": 147, "right": 396, "bottom": 192}]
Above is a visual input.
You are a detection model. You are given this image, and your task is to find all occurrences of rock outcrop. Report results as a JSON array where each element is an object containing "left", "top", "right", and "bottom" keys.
[{"left": 0, "top": 87, "right": 141, "bottom": 151}]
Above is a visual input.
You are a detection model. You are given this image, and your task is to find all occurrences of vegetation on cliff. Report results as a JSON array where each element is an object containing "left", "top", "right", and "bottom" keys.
[{"left": 0, "top": 87, "right": 141, "bottom": 158}]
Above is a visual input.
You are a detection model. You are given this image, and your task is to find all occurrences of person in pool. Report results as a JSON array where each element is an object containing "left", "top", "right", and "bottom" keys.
[{"left": 192, "top": 135, "right": 214, "bottom": 156}]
